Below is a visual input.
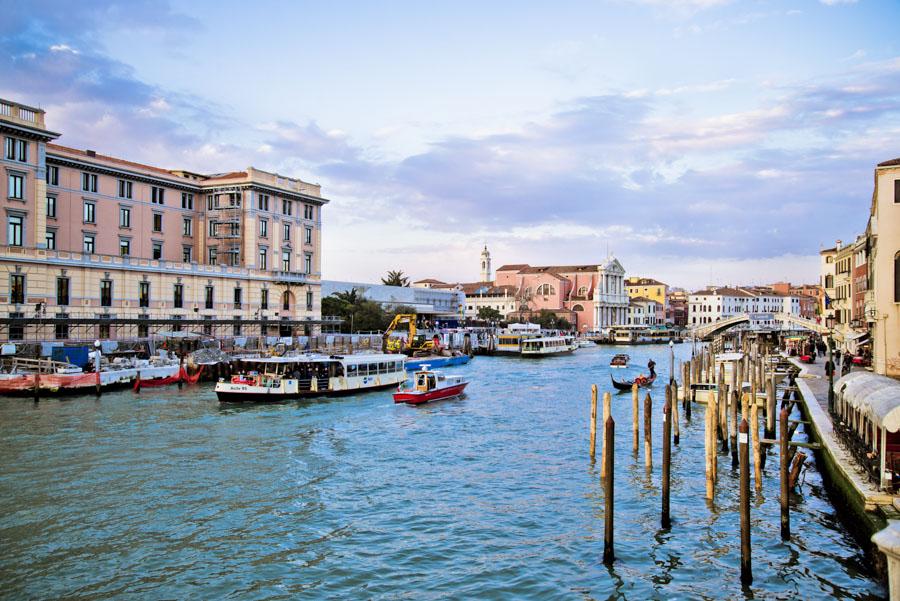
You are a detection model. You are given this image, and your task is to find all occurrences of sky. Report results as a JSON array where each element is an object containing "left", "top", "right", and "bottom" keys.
[{"left": 3, "top": 0, "right": 899, "bottom": 290}]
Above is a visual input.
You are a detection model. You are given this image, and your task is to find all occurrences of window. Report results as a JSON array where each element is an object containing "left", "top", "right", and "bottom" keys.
[
  {"left": 205, "top": 285, "right": 214, "bottom": 309},
  {"left": 137, "top": 316, "right": 149, "bottom": 338},
  {"left": 261, "top": 288, "right": 269, "bottom": 310},
  {"left": 57, "top": 277, "right": 69, "bottom": 305},
  {"left": 282, "top": 250, "right": 290, "bottom": 271},
  {"left": 282, "top": 290, "right": 290, "bottom": 311},
  {"left": 5, "top": 138, "right": 27, "bottom": 162},
  {"left": 152, "top": 213, "right": 163, "bottom": 232},
  {"left": 7, "top": 215, "right": 23, "bottom": 246},
  {"left": 119, "top": 206, "right": 131, "bottom": 228},
  {"left": 10, "top": 274, "right": 24, "bottom": 304},
  {"left": 304, "top": 254, "right": 312, "bottom": 274},
  {"left": 234, "top": 287, "right": 242, "bottom": 309},
  {"left": 7, "top": 173, "right": 23, "bottom": 199},
  {"left": 151, "top": 186, "right": 165, "bottom": 204},
  {"left": 259, "top": 248, "right": 267, "bottom": 270},
  {"left": 152, "top": 242, "right": 162, "bottom": 260},
  {"left": 45, "top": 230, "right": 56, "bottom": 250},
  {"left": 82, "top": 172, "right": 97, "bottom": 192},
  {"left": 233, "top": 322, "right": 242, "bottom": 336},
  {"left": 306, "top": 290, "right": 314, "bottom": 311},
  {"left": 258, "top": 194, "right": 269, "bottom": 211},
  {"left": 100, "top": 280, "right": 112, "bottom": 307},
  {"left": 173, "top": 284, "right": 183, "bottom": 309},
  {"left": 46, "top": 165, "right": 58, "bottom": 186},
  {"left": 304, "top": 227, "right": 312, "bottom": 245},
  {"left": 895, "top": 252, "right": 900, "bottom": 303},
  {"left": 182, "top": 217, "right": 192, "bottom": 236},
  {"left": 208, "top": 219, "right": 217, "bottom": 237},
  {"left": 895, "top": 179, "right": 900, "bottom": 204},
  {"left": 181, "top": 192, "right": 193, "bottom": 209},
  {"left": 182, "top": 246, "right": 192, "bottom": 263},
  {"left": 119, "top": 239, "right": 130, "bottom": 256},
  {"left": 208, "top": 247, "right": 217, "bottom": 265},
  {"left": 139, "top": 282, "right": 150, "bottom": 307},
  {"left": 536, "top": 284, "right": 555, "bottom": 296},
  {"left": 259, "top": 218, "right": 268, "bottom": 238},
  {"left": 83, "top": 202, "right": 96, "bottom": 223},
  {"left": 46, "top": 195, "right": 56, "bottom": 218},
  {"left": 304, "top": 204, "right": 314, "bottom": 220},
  {"left": 118, "top": 180, "right": 132, "bottom": 199},
  {"left": 283, "top": 223, "right": 291, "bottom": 241},
  {"left": 55, "top": 313, "right": 69, "bottom": 340},
  {"left": 83, "top": 234, "right": 95, "bottom": 254},
  {"left": 282, "top": 199, "right": 292, "bottom": 215}
]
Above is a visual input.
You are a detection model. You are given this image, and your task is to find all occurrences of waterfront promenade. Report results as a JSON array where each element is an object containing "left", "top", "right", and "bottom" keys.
[{"left": 789, "top": 356, "right": 897, "bottom": 511}]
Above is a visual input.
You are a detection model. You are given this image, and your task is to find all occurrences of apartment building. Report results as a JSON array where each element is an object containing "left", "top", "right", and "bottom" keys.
[
  {"left": 867, "top": 158, "right": 900, "bottom": 377},
  {"left": 625, "top": 277, "right": 668, "bottom": 323},
  {"left": 0, "top": 98, "right": 328, "bottom": 342},
  {"left": 688, "top": 286, "right": 800, "bottom": 327}
]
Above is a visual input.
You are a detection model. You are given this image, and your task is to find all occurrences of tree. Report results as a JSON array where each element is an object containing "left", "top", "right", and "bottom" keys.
[
  {"left": 533, "top": 309, "right": 573, "bottom": 331},
  {"left": 477, "top": 306, "right": 503, "bottom": 322},
  {"left": 382, "top": 270, "right": 410, "bottom": 287},
  {"left": 333, "top": 288, "right": 361, "bottom": 305}
]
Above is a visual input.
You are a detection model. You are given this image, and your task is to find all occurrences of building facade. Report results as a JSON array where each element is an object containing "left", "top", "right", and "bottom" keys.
[
  {"left": 667, "top": 288, "right": 689, "bottom": 327},
  {"left": 627, "top": 297, "right": 660, "bottom": 326},
  {"left": 625, "top": 277, "right": 668, "bottom": 323},
  {"left": 1, "top": 98, "right": 327, "bottom": 342},
  {"left": 688, "top": 286, "right": 801, "bottom": 328},
  {"left": 820, "top": 246, "right": 837, "bottom": 324},
  {"left": 867, "top": 158, "right": 900, "bottom": 377},
  {"left": 418, "top": 249, "right": 629, "bottom": 331}
]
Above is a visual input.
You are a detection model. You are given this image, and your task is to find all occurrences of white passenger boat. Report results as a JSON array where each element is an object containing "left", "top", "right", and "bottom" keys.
[
  {"left": 495, "top": 323, "right": 541, "bottom": 355},
  {"left": 215, "top": 353, "right": 407, "bottom": 402},
  {"left": 520, "top": 335, "right": 578, "bottom": 357}
]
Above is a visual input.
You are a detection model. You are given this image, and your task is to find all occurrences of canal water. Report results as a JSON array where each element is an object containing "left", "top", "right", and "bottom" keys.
[{"left": 0, "top": 344, "right": 885, "bottom": 599}]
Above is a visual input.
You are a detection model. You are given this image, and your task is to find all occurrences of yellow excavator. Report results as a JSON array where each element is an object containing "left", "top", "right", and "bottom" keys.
[{"left": 382, "top": 313, "right": 436, "bottom": 355}]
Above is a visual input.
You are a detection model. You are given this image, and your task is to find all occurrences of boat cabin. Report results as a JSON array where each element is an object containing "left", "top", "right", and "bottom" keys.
[{"left": 415, "top": 371, "right": 438, "bottom": 392}]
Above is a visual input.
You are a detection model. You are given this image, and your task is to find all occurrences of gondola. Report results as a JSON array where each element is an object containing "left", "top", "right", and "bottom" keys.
[{"left": 610, "top": 369, "right": 656, "bottom": 391}]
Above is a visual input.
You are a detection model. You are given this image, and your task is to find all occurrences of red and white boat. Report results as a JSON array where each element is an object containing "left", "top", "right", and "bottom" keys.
[{"left": 393, "top": 367, "right": 469, "bottom": 405}]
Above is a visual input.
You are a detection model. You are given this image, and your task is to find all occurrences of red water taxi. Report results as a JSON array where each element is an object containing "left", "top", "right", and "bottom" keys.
[{"left": 393, "top": 367, "right": 469, "bottom": 405}]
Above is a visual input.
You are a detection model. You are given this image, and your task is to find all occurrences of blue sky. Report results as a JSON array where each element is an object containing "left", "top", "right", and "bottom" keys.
[{"left": 3, "top": 0, "right": 899, "bottom": 288}]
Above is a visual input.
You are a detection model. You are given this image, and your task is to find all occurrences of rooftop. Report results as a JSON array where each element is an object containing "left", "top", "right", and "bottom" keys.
[{"left": 877, "top": 158, "right": 900, "bottom": 167}]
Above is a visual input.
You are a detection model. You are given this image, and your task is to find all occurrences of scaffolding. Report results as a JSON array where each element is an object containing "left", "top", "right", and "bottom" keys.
[{"left": 206, "top": 187, "right": 244, "bottom": 267}]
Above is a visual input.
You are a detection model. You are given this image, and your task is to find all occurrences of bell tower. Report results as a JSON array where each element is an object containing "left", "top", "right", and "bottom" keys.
[{"left": 480, "top": 245, "right": 492, "bottom": 283}]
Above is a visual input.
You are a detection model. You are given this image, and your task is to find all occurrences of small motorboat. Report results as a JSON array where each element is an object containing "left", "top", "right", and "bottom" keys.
[
  {"left": 610, "top": 353, "right": 630, "bottom": 368},
  {"left": 611, "top": 370, "right": 657, "bottom": 391},
  {"left": 393, "top": 366, "right": 469, "bottom": 405}
]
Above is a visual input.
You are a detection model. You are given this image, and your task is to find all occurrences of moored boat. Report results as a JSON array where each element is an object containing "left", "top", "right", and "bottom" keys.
[
  {"left": 215, "top": 353, "right": 406, "bottom": 402},
  {"left": 405, "top": 352, "right": 471, "bottom": 371},
  {"left": 393, "top": 366, "right": 469, "bottom": 405}
]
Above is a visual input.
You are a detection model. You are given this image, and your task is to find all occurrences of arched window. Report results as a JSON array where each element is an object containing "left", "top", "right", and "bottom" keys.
[
  {"left": 536, "top": 283, "right": 556, "bottom": 296},
  {"left": 572, "top": 304, "right": 584, "bottom": 312},
  {"left": 577, "top": 286, "right": 588, "bottom": 297},
  {"left": 282, "top": 290, "right": 292, "bottom": 311}
]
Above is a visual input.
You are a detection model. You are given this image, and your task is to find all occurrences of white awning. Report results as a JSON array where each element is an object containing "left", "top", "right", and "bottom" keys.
[
  {"left": 845, "top": 330, "right": 869, "bottom": 341},
  {"left": 836, "top": 372, "right": 900, "bottom": 432}
]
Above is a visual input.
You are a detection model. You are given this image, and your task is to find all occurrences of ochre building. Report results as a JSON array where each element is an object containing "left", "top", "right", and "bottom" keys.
[{"left": 1, "top": 99, "right": 328, "bottom": 342}]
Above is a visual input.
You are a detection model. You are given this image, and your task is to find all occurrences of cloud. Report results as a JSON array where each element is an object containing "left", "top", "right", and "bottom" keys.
[{"left": 819, "top": 0, "right": 858, "bottom": 5}]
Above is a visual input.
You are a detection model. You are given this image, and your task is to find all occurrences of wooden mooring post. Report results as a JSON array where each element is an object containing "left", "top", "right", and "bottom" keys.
[
  {"left": 670, "top": 382, "right": 680, "bottom": 445},
  {"left": 632, "top": 383, "right": 640, "bottom": 455},
  {"left": 739, "top": 417, "right": 752, "bottom": 585},
  {"left": 718, "top": 363, "right": 727, "bottom": 452},
  {"left": 780, "top": 406, "right": 791, "bottom": 540},
  {"left": 33, "top": 372, "right": 39, "bottom": 402},
  {"left": 601, "top": 392, "right": 612, "bottom": 478},
  {"left": 751, "top": 394, "right": 762, "bottom": 492},
  {"left": 603, "top": 415, "right": 615, "bottom": 565},
  {"left": 705, "top": 391, "right": 716, "bottom": 500},
  {"left": 662, "top": 395, "right": 672, "bottom": 529},
  {"left": 765, "top": 376, "right": 776, "bottom": 439},
  {"left": 731, "top": 390, "right": 740, "bottom": 469},
  {"left": 644, "top": 392, "right": 653, "bottom": 471},
  {"left": 589, "top": 384, "right": 598, "bottom": 462}
]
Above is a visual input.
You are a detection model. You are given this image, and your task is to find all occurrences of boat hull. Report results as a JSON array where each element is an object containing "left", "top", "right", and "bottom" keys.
[
  {"left": 393, "top": 382, "right": 469, "bottom": 405},
  {"left": 404, "top": 355, "right": 471, "bottom": 371},
  {"left": 215, "top": 380, "right": 399, "bottom": 403},
  {"left": 610, "top": 374, "right": 656, "bottom": 391}
]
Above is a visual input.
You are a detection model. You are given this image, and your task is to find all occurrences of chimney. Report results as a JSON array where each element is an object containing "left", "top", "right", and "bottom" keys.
[
  {"left": 86, "top": 149, "right": 96, "bottom": 157},
  {"left": 835, "top": 239, "right": 842, "bottom": 250}
]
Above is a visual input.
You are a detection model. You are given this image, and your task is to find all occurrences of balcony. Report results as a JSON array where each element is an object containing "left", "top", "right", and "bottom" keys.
[{"left": 273, "top": 270, "right": 312, "bottom": 284}]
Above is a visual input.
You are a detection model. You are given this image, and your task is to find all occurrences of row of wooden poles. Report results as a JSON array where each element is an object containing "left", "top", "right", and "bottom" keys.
[{"left": 588, "top": 343, "right": 805, "bottom": 586}]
